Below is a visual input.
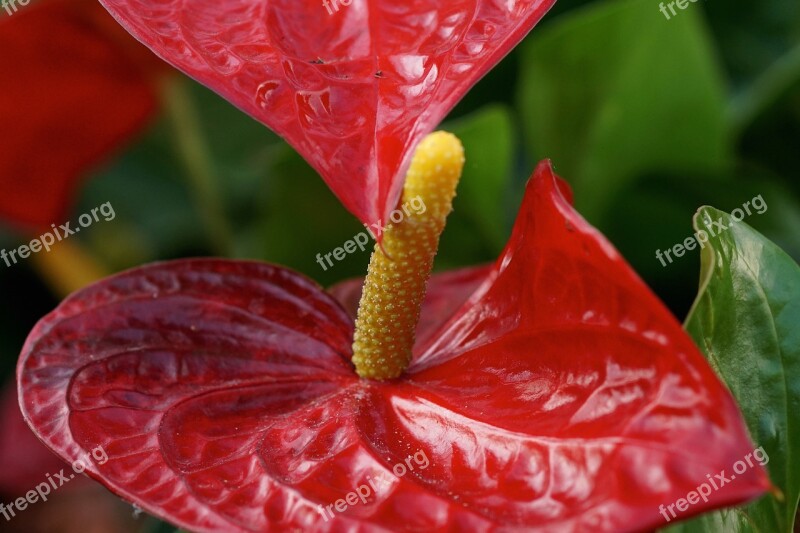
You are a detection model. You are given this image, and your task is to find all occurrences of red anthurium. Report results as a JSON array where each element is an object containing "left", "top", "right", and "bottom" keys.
[
  {"left": 17, "top": 161, "right": 768, "bottom": 532},
  {"left": 98, "top": 0, "right": 556, "bottom": 237},
  {"left": 0, "top": 0, "right": 162, "bottom": 229}
]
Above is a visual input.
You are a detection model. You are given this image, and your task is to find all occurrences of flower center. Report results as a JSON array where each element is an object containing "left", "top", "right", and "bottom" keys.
[{"left": 351, "top": 131, "right": 464, "bottom": 380}]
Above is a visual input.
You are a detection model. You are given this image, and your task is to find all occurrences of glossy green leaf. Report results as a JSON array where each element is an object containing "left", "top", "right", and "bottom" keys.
[
  {"left": 665, "top": 207, "right": 800, "bottom": 532},
  {"left": 517, "top": 0, "right": 730, "bottom": 222}
]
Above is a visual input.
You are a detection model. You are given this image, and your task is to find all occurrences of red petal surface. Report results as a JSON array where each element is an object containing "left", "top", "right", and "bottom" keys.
[
  {"left": 403, "top": 162, "right": 770, "bottom": 528},
  {"left": 18, "top": 165, "right": 767, "bottom": 531},
  {"left": 97, "top": 0, "right": 556, "bottom": 236},
  {"left": 0, "top": 0, "right": 159, "bottom": 230}
]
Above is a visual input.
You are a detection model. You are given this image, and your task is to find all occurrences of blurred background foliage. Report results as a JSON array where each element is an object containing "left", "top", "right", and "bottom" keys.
[{"left": 0, "top": 0, "right": 799, "bottom": 530}]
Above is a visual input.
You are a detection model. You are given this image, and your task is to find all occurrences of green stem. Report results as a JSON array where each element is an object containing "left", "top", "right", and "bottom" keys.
[
  {"left": 161, "top": 78, "right": 233, "bottom": 256},
  {"left": 730, "top": 42, "right": 800, "bottom": 141}
]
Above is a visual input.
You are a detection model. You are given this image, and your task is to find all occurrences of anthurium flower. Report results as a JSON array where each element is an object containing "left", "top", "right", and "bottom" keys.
[
  {"left": 97, "top": 0, "right": 557, "bottom": 237},
  {"left": 17, "top": 133, "right": 768, "bottom": 531},
  {"left": 0, "top": 0, "right": 162, "bottom": 229}
]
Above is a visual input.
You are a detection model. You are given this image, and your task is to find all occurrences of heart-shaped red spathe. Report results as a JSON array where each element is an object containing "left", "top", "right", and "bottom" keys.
[
  {"left": 0, "top": 0, "right": 161, "bottom": 230},
  {"left": 97, "top": 0, "right": 556, "bottom": 237},
  {"left": 18, "top": 162, "right": 768, "bottom": 531}
]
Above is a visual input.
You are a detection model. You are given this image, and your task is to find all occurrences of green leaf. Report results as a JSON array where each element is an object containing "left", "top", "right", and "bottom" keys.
[
  {"left": 665, "top": 207, "right": 800, "bottom": 532},
  {"left": 517, "top": 0, "right": 731, "bottom": 222},
  {"left": 241, "top": 144, "right": 369, "bottom": 286},
  {"left": 443, "top": 104, "right": 515, "bottom": 254}
]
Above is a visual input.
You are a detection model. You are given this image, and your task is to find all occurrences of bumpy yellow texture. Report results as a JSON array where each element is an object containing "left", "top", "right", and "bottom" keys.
[{"left": 352, "top": 131, "right": 464, "bottom": 380}]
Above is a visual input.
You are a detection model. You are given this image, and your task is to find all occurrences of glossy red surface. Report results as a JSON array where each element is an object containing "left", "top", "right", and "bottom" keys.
[
  {"left": 0, "top": 0, "right": 160, "bottom": 230},
  {"left": 97, "top": 0, "right": 556, "bottom": 237},
  {"left": 17, "top": 162, "right": 768, "bottom": 531}
]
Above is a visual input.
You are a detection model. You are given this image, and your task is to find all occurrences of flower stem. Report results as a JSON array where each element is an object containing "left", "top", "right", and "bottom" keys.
[{"left": 161, "top": 77, "right": 233, "bottom": 256}]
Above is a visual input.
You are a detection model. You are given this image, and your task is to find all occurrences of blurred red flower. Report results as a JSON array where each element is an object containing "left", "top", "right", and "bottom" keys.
[{"left": 0, "top": 0, "right": 164, "bottom": 230}]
